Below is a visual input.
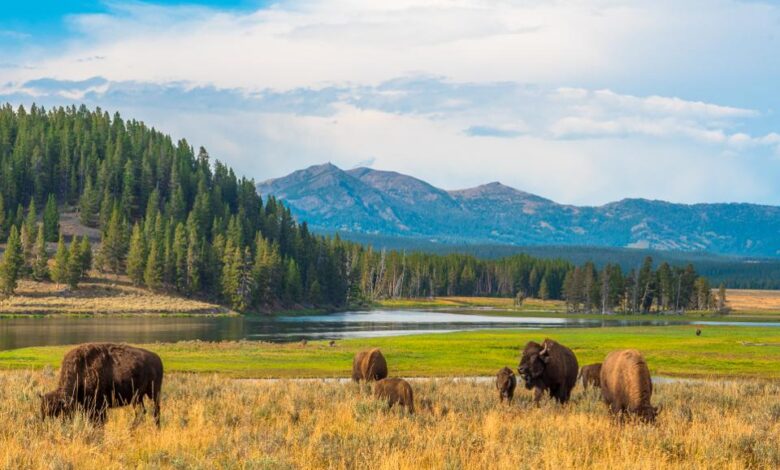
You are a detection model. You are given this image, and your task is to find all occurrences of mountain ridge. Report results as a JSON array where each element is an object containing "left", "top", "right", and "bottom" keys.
[{"left": 256, "top": 163, "right": 780, "bottom": 257}]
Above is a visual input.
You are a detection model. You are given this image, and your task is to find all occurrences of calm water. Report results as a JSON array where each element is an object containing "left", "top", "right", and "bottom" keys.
[{"left": 0, "top": 309, "right": 776, "bottom": 350}]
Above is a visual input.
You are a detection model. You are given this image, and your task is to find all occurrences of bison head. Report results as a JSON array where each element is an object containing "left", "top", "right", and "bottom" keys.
[
  {"left": 40, "top": 391, "right": 67, "bottom": 420},
  {"left": 517, "top": 341, "right": 551, "bottom": 390}
]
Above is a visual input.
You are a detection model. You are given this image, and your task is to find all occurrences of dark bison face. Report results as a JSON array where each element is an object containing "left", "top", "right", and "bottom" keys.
[
  {"left": 40, "top": 392, "right": 66, "bottom": 420},
  {"left": 518, "top": 344, "right": 551, "bottom": 389}
]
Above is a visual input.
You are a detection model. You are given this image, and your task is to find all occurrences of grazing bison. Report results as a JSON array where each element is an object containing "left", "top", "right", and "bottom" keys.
[
  {"left": 41, "top": 343, "right": 163, "bottom": 427},
  {"left": 578, "top": 363, "right": 602, "bottom": 390},
  {"left": 374, "top": 378, "right": 414, "bottom": 413},
  {"left": 600, "top": 349, "right": 658, "bottom": 423},
  {"left": 517, "top": 339, "right": 578, "bottom": 404},
  {"left": 351, "top": 348, "right": 388, "bottom": 382},
  {"left": 496, "top": 367, "right": 517, "bottom": 404},
  {"left": 695, "top": 328, "right": 702, "bottom": 336},
  {"left": 329, "top": 340, "right": 337, "bottom": 347}
]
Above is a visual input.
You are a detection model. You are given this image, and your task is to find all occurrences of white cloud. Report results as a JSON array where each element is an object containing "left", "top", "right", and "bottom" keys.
[{"left": 2, "top": 0, "right": 780, "bottom": 205}]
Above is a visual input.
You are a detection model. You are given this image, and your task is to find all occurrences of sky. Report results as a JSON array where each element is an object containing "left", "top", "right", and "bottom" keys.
[{"left": 2, "top": 0, "right": 780, "bottom": 206}]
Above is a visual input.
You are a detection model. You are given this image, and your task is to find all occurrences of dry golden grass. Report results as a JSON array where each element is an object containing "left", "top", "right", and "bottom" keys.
[
  {"left": 0, "top": 276, "right": 230, "bottom": 316},
  {"left": 725, "top": 289, "right": 780, "bottom": 313},
  {"left": 1, "top": 371, "right": 778, "bottom": 469}
]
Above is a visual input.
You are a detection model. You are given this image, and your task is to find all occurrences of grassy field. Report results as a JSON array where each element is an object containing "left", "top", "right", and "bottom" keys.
[
  {"left": 726, "top": 289, "right": 780, "bottom": 315},
  {"left": 0, "top": 276, "right": 231, "bottom": 316},
  {"left": 376, "top": 296, "right": 566, "bottom": 312},
  {"left": 2, "top": 325, "right": 779, "bottom": 379},
  {"left": 1, "top": 371, "right": 778, "bottom": 469}
]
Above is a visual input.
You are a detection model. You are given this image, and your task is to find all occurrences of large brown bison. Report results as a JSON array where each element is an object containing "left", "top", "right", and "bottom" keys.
[
  {"left": 496, "top": 367, "right": 517, "bottom": 404},
  {"left": 517, "top": 339, "right": 578, "bottom": 404},
  {"left": 374, "top": 378, "right": 414, "bottom": 413},
  {"left": 351, "top": 348, "right": 388, "bottom": 382},
  {"left": 600, "top": 349, "right": 658, "bottom": 422},
  {"left": 40, "top": 343, "right": 163, "bottom": 427},
  {"left": 578, "top": 363, "right": 602, "bottom": 390}
]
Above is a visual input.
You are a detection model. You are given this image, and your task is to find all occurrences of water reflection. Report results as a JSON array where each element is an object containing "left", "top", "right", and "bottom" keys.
[{"left": 0, "top": 309, "right": 777, "bottom": 350}]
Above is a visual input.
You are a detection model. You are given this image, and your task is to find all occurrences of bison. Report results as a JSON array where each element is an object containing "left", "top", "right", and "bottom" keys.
[
  {"left": 496, "top": 367, "right": 517, "bottom": 404},
  {"left": 40, "top": 343, "right": 163, "bottom": 427},
  {"left": 600, "top": 349, "right": 658, "bottom": 422},
  {"left": 578, "top": 363, "right": 602, "bottom": 390},
  {"left": 517, "top": 339, "right": 578, "bottom": 405},
  {"left": 695, "top": 328, "right": 702, "bottom": 336},
  {"left": 351, "top": 348, "right": 388, "bottom": 382},
  {"left": 374, "top": 378, "right": 414, "bottom": 413}
]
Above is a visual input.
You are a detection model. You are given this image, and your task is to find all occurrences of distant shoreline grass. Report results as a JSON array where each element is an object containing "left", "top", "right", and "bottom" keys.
[{"left": 2, "top": 325, "right": 778, "bottom": 379}]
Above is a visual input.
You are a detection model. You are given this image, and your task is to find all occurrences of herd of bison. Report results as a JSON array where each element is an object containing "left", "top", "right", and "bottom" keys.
[{"left": 38, "top": 339, "right": 658, "bottom": 428}]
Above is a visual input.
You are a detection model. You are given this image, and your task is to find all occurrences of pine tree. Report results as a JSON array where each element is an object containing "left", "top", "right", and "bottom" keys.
[
  {"left": 79, "top": 178, "right": 100, "bottom": 227},
  {"left": 100, "top": 206, "right": 128, "bottom": 274},
  {"left": 173, "top": 223, "right": 188, "bottom": 292},
  {"left": 0, "top": 226, "right": 23, "bottom": 295},
  {"left": 79, "top": 236, "right": 92, "bottom": 278},
  {"left": 126, "top": 223, "right": 146, "bottom": 286},
  {"left": 144, "top": 241, "right": 164, "bottom": 291},
  {"left": 185, "top": 223, "right": 201, "bottom": 295},
  {"left": 24, "top": 198, "right": 37, "bottom": 240},
  {"left": 32, "top": 224, "right": 49, "bottom": 281},
  {"left": 51, "top": 234, "right": 69, "bottom": 285},
  {"left": 0, "top": 193, "right": 6, "bottom": 240},
  {"left": 66, "top": 236, "right": 82, "bottom": 289},
  {"left": 19, "top": 223, "right": 34, "bottom": 278},
  {"left": 538, "top": 276, "right": 550, "bottom": 300},
  {"left": 43, "top": 194, "right": 59, "bottom": 242},
  {"left": 283, "top": 258, "right": 302, "bottom": 304}
]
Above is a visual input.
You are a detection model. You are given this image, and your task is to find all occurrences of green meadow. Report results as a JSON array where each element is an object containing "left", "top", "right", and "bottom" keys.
[{"left": 1, "top": 325, "right": 778, "bottom": 379}]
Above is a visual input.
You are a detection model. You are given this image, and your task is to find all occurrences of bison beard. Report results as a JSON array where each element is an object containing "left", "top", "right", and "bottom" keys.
[
  {"left": 41, "top": 343, "right": 163, "bottom": 427},
  {"left": 517, "top": 339, "right": 578, "bottom": 405},
  {"left": 600, "top": 349, "right": 658, "bottom": 423}
]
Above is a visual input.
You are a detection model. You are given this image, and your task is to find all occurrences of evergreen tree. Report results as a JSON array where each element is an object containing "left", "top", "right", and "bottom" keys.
[
  {"left": 52, "top": 234, "right": 69, "bottom": 285},
  {"left": 24, "top": 198, "right": 37, "bottom": 240},
  {"left": 32, "top": 224, "right": 49, "bottom": 281},
  {"left": 79, "top": 236, "right": 92, "bottom": 277},
  {"left": 43, "top": 194, "right": 60, "bottom": 242},
  {"left": 0, "top": 226, "right": 23, "bottom": 295},
  {"left": 173, "top": 223, "right": 188, "bottom": 292},
  {"left": 144, "top": 240, "right": 163, "bottom": 290},
  {"left": 0, "top": 193, "right": 6, "bottom": 240},
  {"left": 185, "top": 224, "right": 201, "bottom": 295},
  {"left": 717, "top": 283, "right": 728, "bottom": 313},
  {"left": 100, "top": 206, "right": 128, "bottom": 274},
  {"left": 283, "top": 258, "right": 302, "bottom": 304},
  {"left": 66, "top": 236, "right": 82, "bottom": 289},
  {"left": 126, "top": 223, "right": 146, "bottom": 286},
  {"left": 19, "top": 223, "right": 34, "bottom": 278},
  {"left": 79, "top": 178, "right": 100, "bottom": 228}
]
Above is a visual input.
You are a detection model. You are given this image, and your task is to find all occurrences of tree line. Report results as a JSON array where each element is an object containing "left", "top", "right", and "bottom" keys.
[{"left": 0, "top": 104, "right": 721, "bottom": 313}]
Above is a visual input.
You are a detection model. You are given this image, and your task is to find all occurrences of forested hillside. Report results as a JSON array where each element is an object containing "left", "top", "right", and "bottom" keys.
[{"left": 0, "top": 104, "right": 717, "bottom": 313}]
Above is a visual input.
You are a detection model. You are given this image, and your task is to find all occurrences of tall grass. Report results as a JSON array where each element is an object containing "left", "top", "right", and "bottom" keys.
[{"left": 1, "top": 371, "right": 778, "bottom": 468}]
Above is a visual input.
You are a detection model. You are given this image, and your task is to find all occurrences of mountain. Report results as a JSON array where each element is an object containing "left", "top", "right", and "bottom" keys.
[{"left": 257, "top": 163, "right": 780, "bottom": 258}]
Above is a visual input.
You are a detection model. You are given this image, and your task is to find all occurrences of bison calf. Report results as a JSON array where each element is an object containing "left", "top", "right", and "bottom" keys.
[
  {"left": 518, "top": 339, "right": 579, "bottom": 405},
  {"left": 41, "top": 343, "right": 163, "bottom": 427},
  {"left": 600, "top": 349, "right": 658, "bottom": 423},
  {"left": 496, "top": 367, "right": 517, "bottom": 404},
  {"left": 578, "top": 363, "right": 602, "bottom": 390},
  {"left": 352, "top": 348, "right": 388, "bottom": 382},
  {"left": 374, "top": 378, "right": 414, "bottom": 413}
]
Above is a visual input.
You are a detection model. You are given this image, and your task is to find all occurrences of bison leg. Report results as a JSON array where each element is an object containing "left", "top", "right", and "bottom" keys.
[
  {"left": 533, "top": 387, "right": 544, "bottom": 406},
  {"left": 131, "top": 400, "right": 147, "bottom": 428},
  {"left": 151, "top": 396, "right": 161, "bottom": 428}
]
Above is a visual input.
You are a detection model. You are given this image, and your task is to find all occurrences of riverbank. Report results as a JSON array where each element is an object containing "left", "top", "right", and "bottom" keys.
[
  {"left": 0, "top": 276, "right": 234, "bottom": 316},
  {"left": 2, "top": 325, "right": 778, "bottom": 379},
  {"left": 2, "top": 372, "right": 778, "bottom": 468}
]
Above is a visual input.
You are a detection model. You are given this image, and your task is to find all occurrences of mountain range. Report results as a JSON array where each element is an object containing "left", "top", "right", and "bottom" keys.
[{"left": 257, "top": 163, "right": 780, "bottom": 257}]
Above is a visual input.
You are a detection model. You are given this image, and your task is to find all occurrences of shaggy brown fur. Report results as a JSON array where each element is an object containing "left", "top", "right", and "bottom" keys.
[
  {"left": 600, "top": 349, "right": 658, "bottom": 423},
  {"left": 351, "top": 348, "right": 388, "bottom": 382},
  {"left": 578, "top": 363, "right": 602, "bottom": 390},
  {"left": 374, "top": 378, "right": 414, "bottom": 413},
  {"left": 41, "top": 343, "right": 163, "bottom": 427},
  {"left": 696, "top": 329, "right": 702, "bottom": 336},
  {"left": 517, "top": 338, "right": 579, "bottom": 404},
  {"left": 495, "top": 367, "right": 517, "bottom": 404}
]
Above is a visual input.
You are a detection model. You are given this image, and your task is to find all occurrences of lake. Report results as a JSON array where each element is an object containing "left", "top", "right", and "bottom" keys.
[{"left": 0, "top": 309, "right": 776, "bottom": 350}]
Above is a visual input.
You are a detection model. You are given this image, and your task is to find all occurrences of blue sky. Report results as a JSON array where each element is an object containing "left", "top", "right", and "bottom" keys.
[{"left": 2, "top": 0, "right": 780, "bottom": 205}]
